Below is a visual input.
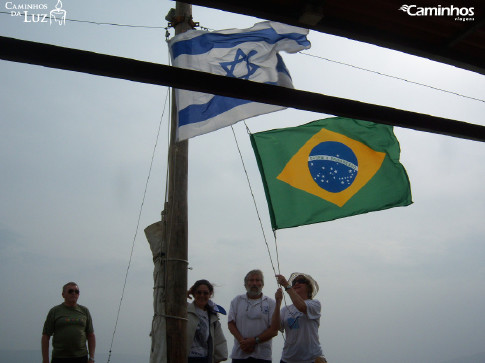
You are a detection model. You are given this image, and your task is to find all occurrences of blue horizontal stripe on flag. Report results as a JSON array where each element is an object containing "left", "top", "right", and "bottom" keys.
[
  {"left": 172, "top": 28, "right": 310, "bottom": 59},
  {"left": 178, "top": 95, "right": 251, "bottom": 127},
  {"left": 178, "top": 81, "right": 280, "bottom": 127}
]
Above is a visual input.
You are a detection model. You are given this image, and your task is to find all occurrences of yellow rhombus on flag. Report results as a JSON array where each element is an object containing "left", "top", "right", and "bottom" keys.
[{"left": 277, "top": 127, "right": 386, "bottom": 207}]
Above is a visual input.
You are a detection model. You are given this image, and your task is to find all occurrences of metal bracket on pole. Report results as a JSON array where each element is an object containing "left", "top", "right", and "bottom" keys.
[{"left": 165, "top": 8, "right": 198, "bottom": 29}]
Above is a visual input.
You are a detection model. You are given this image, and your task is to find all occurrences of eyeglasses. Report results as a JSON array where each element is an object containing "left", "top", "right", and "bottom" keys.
[
  {"left": 292, "top": 278, "right": 307, "bottom": 286},
  {"left": 195, "top": 291, "right": 210, "bottom": 296},
  {"left": 67, "top": 289, "right": 80, "bottom": 294}
]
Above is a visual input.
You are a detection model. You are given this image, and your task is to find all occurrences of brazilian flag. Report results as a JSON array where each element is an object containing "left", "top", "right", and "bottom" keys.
[{"left": 250, "top": 117, "right": 412, "bottom": 229}]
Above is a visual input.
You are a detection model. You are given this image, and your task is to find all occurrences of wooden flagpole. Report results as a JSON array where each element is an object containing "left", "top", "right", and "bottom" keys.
[{"left": 164, "top": 2, "right": 191, "bottom": 362}]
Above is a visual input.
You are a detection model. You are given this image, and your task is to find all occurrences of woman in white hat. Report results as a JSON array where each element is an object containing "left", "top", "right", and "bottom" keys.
[{"left": 273, "top": 273, "right": 327, "bottom": 363}]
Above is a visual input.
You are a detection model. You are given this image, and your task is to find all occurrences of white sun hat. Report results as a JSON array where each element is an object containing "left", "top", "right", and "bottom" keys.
[{"left": 288, "top": 272, "right": 319, "bottom": 299}]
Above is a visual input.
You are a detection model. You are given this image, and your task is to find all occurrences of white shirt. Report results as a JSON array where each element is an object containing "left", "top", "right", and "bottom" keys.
[
  {"left": 228, "top": 293, "right": 276, "bottom": 360},
  {"left": 189, "top": 306, "right": 210, "bottom": 358},
  {"left": 280, "top": 299, "right": 323, "bottom": 363}
]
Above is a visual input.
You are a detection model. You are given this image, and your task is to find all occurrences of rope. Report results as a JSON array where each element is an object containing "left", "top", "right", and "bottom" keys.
[
  {"left": 230, "top": 125, "right": 280, "bottom": 279},
  {"left": 300, "top": 51, "right": 485, "bottom": 104},
  {"left": 162, "top": 50, "right": 174, "bottom": 300},
  {"left": 154, "top": 313, "right": 188, "bottom": 321},
  {"left": 106, "top": 87, "right": 170, "bottom": 363},
  {"left": 231, "top": 123, "right": 289, "bottom": 343},
  {"left": 272, "top": 229, "right": 282, "bottom": 276}
]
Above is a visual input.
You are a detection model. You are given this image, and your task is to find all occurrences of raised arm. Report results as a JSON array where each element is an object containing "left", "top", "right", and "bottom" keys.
[
  {"left": 269, "top": 288, "right": 283, "bottom": 334},
  {"left": 276, "top": 274, "right": 307, "bottom": 314},
  {"left": 250, "top": 290, "right": 283, "bottom": 344}
]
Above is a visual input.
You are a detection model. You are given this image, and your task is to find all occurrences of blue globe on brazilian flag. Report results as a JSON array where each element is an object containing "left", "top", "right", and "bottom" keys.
[{"left": 250, "top": 117, "right": 412, "bottom": 229}]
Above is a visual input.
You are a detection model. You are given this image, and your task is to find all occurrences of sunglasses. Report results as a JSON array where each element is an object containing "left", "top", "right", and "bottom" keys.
[
  {"left": 292, "top": 278, "right": 307, "bottom": 286},
  {"left": 67, "top": 289, "right": 80, "bottom": 294},
  {"left": 195, "top": 291, "right": 210, "bottom": 296}
]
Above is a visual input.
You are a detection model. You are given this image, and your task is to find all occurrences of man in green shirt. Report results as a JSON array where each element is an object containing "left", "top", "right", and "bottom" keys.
[{"left": 42, "top": 282, "right": 96, "bottom": 363}]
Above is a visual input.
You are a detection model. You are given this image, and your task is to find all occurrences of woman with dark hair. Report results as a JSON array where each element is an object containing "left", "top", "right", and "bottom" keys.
[
  {"left": 187, "top": 279, "right": 228, "bottom": 363},
  {"left": 273, "top": 273, "right": 327, "bottom": 363}
]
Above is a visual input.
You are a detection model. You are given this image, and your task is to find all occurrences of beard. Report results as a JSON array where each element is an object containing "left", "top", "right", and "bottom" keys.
[{"left": 246, "top": 285, "right": 262, "bottom": 297}]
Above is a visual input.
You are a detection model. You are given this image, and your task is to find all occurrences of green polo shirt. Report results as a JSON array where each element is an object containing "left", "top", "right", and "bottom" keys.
[{"left": 42, "top": 303, "right": 94, "bottom": 358}]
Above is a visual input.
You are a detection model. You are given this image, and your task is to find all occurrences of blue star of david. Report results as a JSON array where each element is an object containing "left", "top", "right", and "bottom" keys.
[{"left": 220, "top": 49, "right": 259, "bottom": 80}]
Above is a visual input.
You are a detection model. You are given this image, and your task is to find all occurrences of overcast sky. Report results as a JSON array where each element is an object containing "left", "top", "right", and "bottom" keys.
[{"left": 1, "top": 1, "right": 485, "bottom": 363}]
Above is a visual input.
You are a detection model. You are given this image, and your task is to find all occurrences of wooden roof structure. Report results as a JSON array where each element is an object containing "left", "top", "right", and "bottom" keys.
[
  {"left": 186, "top": 0, "right": 485, "bottom": 75},
  {"left": 1, "top": 1, "right": 484, "bottom": 141}
]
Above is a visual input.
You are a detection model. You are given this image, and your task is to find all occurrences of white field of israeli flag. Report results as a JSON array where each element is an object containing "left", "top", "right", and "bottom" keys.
[{"left": 168, "top": 21, "right": 311, "bottom": 140}]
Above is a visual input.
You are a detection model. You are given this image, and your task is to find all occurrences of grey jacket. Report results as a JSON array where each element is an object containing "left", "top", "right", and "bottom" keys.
[{"left": 187, "top": 302, "right": 228, "bottom": 362}]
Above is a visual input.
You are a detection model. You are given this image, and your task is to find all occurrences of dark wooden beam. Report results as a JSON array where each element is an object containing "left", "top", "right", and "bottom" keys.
[{"left": 1, "top": 36, "right": 484, "bottom": 142}]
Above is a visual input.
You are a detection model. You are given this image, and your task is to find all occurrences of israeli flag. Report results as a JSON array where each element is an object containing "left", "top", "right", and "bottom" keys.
[{"left": 169, "top": 21, "right": 311, "bottom": 140}]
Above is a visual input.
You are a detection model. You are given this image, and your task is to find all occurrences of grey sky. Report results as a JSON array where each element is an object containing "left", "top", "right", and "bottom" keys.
[{"left": 1, "top": 1, "right": 484, "bottom": 363}]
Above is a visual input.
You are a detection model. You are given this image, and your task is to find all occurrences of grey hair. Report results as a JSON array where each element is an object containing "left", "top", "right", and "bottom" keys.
[{"left": 244, "top": 269, "right": 264, "bottom": 286}]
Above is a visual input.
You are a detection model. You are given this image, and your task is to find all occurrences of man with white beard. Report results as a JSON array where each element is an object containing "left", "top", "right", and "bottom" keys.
[{"left": 228, "top": 269, "right": 277, "bottom": 363}]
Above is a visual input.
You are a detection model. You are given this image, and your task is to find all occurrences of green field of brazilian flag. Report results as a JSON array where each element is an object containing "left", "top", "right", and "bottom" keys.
[{"left": 250, "top": 117, "right": 413, "bottom": 229}]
